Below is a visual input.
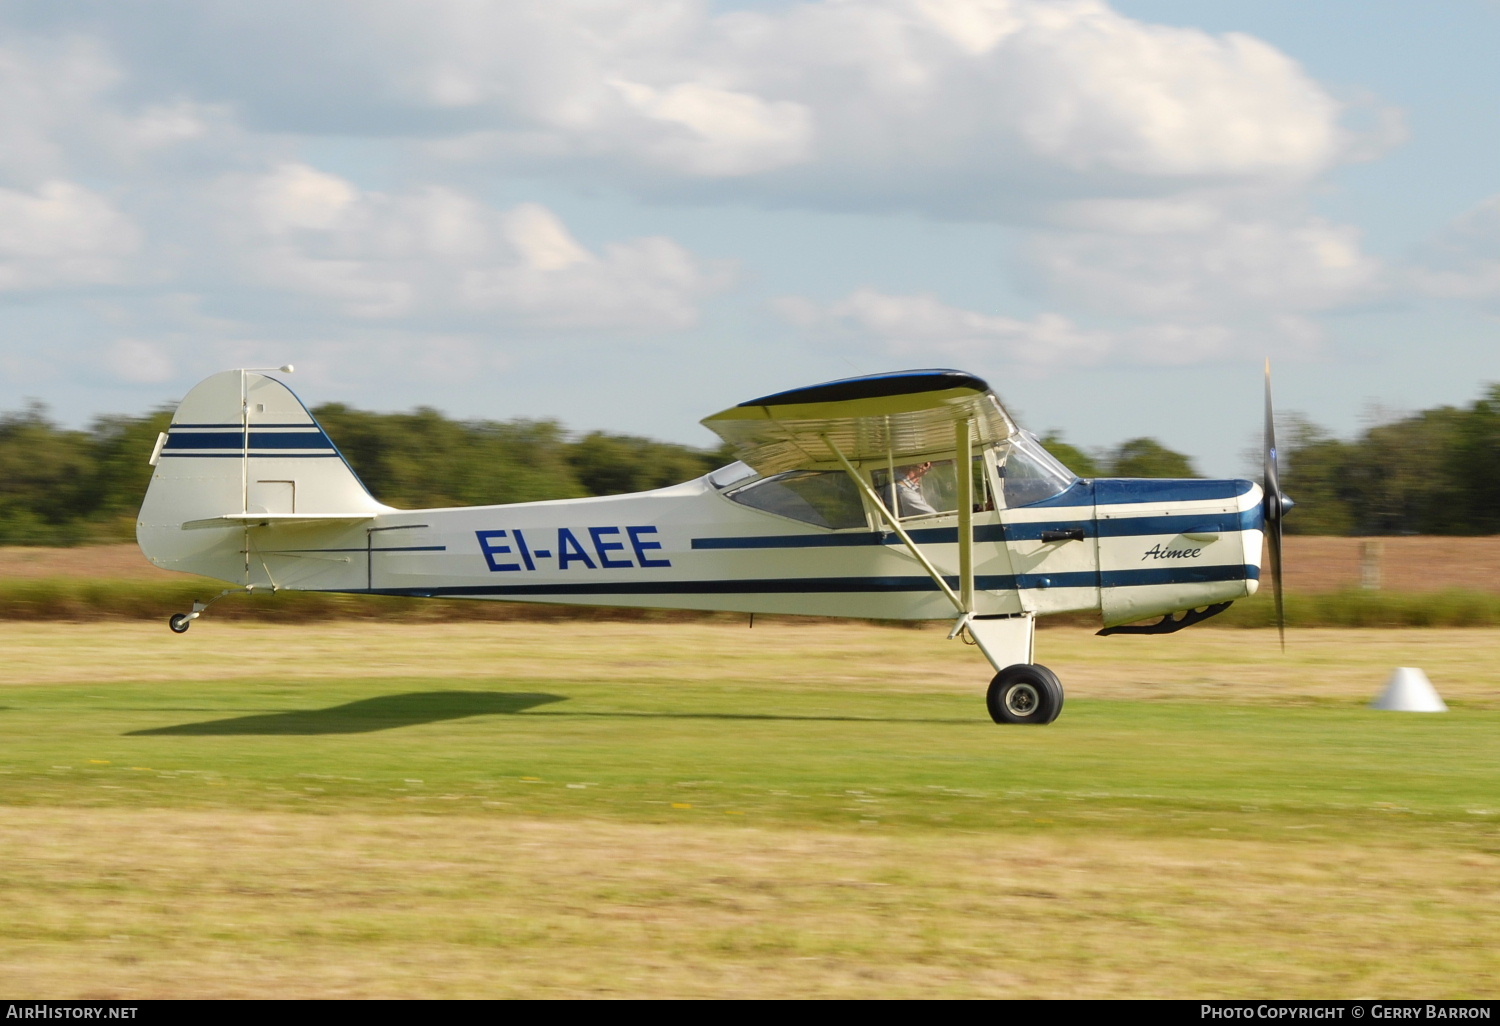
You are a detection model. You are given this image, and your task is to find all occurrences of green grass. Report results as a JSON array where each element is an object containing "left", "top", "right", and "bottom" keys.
[
  {"left": 5, "top": 678, "right": 1497, "bottom": 846},
  {"left": 1221, "top": 587, "right": 1500, "bottom": 628}
]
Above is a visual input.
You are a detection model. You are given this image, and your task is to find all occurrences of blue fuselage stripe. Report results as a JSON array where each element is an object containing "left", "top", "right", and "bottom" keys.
[
  {"left": 1096, "top": 509, "right": 1261, "bottom": 538},
  {"left": 1095, "top": 478, "right": 1256, "bottom": 504},
  {"left": 691, "top": 508, "right": 1260, "bottom": 550},
  {"left": 348, "top": 563, "right": 1255, "bottom": 599},
  {"left": 261, "top": 546, "right": 449, "bottom": 554}
]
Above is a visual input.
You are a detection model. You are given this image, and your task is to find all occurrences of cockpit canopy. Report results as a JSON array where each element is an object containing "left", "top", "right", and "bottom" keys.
[
  {"left": 701, "top": 369, "right": 1078, "bottom": 530},
  {"left": 712, "top": 430, "right": 1077, "bottom": 530}
]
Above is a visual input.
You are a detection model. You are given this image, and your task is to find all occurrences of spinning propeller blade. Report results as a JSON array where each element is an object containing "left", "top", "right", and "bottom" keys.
[{"left": 1263, "top": 360, "right": 1286, "bottom": 650}]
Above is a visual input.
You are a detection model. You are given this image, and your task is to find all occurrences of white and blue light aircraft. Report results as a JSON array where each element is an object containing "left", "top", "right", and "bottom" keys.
[{"left": 138, "top": 367, "right": 1289, "bottom": 725}]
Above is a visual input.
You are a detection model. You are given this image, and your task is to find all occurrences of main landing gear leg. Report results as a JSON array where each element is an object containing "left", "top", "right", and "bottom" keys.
[
  {"left": 168, "top": 586, "right": 255, "bottom": 634},
  {"left": 961, "top": 613, "right": 1065, "bottom": 725}
]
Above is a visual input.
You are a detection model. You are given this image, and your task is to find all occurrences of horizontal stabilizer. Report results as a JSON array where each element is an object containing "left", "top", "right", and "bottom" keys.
[{"left": 182, "top": 513, "right": 378, "bottom": 531}]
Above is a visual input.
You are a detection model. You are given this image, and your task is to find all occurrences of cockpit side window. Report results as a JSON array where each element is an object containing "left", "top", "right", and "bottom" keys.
[
  {"left": 727, "top": 470, "right": 868, "bottom": 529},
  {"left": 870, "top": 458, "right": 991, "bottom": 520}
]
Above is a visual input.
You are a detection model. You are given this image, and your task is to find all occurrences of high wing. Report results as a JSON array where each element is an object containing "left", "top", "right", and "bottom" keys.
[
  {"left": 701, "top": 369, "right": 1015, "bottom": 475},
  {"left": 704, "top": 369, "right": 1021, "bottom": 632}
]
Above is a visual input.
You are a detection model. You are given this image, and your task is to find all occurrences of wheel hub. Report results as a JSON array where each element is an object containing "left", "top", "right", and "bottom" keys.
[{"left": 1005, "top": 683, "right": 1039, "bottom": 716}]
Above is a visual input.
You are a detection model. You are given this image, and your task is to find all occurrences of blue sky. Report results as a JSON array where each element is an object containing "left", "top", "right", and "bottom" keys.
[{"left": 3, "top": 1, "right": 1498, "bottom": 476}]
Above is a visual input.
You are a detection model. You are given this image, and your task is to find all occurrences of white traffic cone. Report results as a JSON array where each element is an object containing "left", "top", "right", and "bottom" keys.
[{"left": 1371, "top": 667, "right": 1448, "bottom": 712}]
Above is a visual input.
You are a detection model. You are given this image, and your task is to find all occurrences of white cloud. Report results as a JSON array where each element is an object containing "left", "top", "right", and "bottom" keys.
[
  {"left": 775, "top": 287, "right": 1113, "bottom": 369},
  {"left": 1043, "top": 196, "right": 1227, "bottom": 235},
  {"left": 1020, "top": 215, "right": 1384, "bottom": 318},
  {"left": 776, "top": 285, "right": 1338, "bottom": 372},
  {"left": 0, "top": 34, "right": 218, "bottom": 187},
  {"left": 0, "top": 180, "right": 141, "bottom": 291},
  {"left": 206, "top": 163, "right": 734, "bottom": 330},
  {"left": 606, "top": 78, "right": 813, "bottom": 176},
  {"left": 503, "top": 203, "right": 592, "bottom": 271},
  {"left": 0, "top": 35, "right": 123, "bottom": 183},
  {"left": 11, "top": 1, "right": 1371, "bottom": 218},
  {"left": 989, "top": 16, "right": 1339, "bottom": 180},
  {"left": 104, "top": 337, "right": 176, "bottom": 384},
  {"left": 429, "top": 0, "right": 1356, "bottom": 210}
]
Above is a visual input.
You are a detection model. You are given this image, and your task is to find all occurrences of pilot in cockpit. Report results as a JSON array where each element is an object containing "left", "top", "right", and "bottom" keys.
[{"left": 894, "top": 461, "right": 937, "bottom": 517}]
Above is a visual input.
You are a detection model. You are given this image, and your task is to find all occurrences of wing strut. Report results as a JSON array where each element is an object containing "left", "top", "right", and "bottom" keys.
[
  {"left": 956, "top": 417, "right": 975, "bottom": 614},
  {"left": 822, "top": 434, "right": 967, "bottom": 616}
]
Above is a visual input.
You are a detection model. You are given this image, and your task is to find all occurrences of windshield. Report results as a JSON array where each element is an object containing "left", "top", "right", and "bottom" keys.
[{"left": 995, "top": 431, "right": 1077, "bottom": 507}]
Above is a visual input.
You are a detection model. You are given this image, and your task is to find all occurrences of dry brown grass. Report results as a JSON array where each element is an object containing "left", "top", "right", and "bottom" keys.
[
  {"left": 0, "top": 544, "right": 173, "bottom": 581},
  {"left": 3, "top": 620, "right": 1497, "bottom": 706},
  {"left": 1285, "top": 536, "right": 1500, "bottom": 594},
  {"left": 2, "top": 807, "right": 1495, "bottom": 999}
]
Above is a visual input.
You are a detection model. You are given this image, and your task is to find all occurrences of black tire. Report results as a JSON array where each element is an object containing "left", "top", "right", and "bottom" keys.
[
  {"left": 986, "top": 664, "right": 1064, "bottom": 725},
  {"left": 169, "top": 613, "right": 191, "bottom": 634}
]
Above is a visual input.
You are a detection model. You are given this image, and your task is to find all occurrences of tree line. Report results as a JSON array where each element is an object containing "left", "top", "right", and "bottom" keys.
[
  {"left": 1049, "top": 384, "right": 1500, "bottom": 535},
  {"left": 1274, "top": 384, "right": 1500, "bottom": 535},
  {"left": 1040, "top": 435, "right": 1198, "bottom": 481},
  {"left": 0, "top": 402, "right": 733, "bottom": 546},
  {"left": 4, "top": 384, "right": 1497, "bottom": 545},
  {"left": 1051, "top": 383, "right": 1500, "bottom": 535}
]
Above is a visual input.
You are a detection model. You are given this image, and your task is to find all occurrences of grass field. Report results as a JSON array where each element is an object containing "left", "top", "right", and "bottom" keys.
[{"left": 1, "top": 621, "right": 1497, "bottom": 998}]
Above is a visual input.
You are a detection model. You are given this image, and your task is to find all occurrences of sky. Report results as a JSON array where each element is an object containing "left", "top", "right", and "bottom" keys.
[{"left": 2, "top": 0, "right": 1499, "bottom": 476}]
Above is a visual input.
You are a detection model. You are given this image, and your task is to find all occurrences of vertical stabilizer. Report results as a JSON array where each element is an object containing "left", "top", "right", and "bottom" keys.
[{"left": 137, "top": 371, "right": 390, "bottom": 582}]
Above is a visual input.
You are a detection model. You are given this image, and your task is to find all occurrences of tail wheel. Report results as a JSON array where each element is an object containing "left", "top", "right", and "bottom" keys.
[
  {"left": 987, "top": 664, "right": 1064, "bottom": 725},
  {"left": 169, "top": 614, "right": 192, "bottom": 634}
]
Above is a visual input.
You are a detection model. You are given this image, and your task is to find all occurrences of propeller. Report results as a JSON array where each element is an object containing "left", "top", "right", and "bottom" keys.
[{"left": 1263, "top": 359, "right": 1287, "bottom": 650}]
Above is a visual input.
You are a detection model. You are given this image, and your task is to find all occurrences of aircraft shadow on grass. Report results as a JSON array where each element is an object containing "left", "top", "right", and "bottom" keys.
[
  {"left": 127, "top": 690, "right": 567, "bottom": 736},
  {"left": 126, "top": 690, "right": 975, "bottom": 736}
]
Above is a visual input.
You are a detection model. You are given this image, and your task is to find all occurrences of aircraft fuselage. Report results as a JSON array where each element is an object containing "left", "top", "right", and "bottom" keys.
[{"left": 145, "top": 467, "right": 1263, "bottom": 627}]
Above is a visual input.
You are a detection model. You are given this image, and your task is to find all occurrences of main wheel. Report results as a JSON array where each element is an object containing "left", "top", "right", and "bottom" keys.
[
  {"left": 168, "top": 613, "right": 191, "bottom": 634},
  {"left": 986, "top": 664, "right": 1064, "bottom": 725}
]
